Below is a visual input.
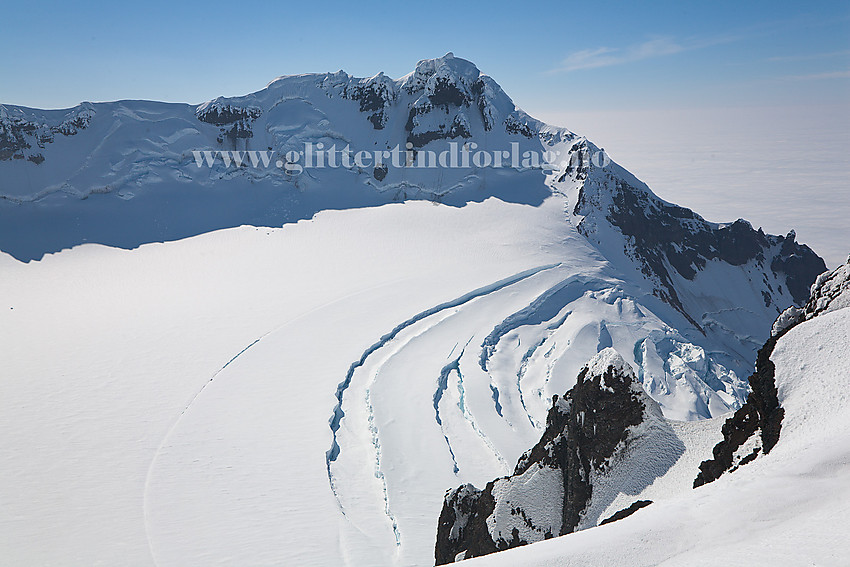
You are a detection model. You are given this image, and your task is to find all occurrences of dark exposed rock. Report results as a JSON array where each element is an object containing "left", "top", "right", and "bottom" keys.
[
  {"left": 574, "top": 173, "right": 826, "bottom": 327},
  {"left": 558, "top": 141, "right": 590, "bottom": 182},
  {"left": 505, "top": 114, "right": 535, "bottom": 138},
  {"left": 52, "top": 114, "right": 90, "bottom": 137},
  {"left": 435, "top": 349, "right": 649, "bottom": 564},
  {"left": 0, "top": 120, "right": 33, "bottom": 160},
  {"left": 770, "top": 235, "right": 826, "bottom": 305},
  {"left": 406, "top": 107, "right": 472, "bottom": 148},
  {"left": 471, "top": 78, "right": 494, "bottom": 132},
  {"left": 196, "top": 103, "right": 261, "bottom": 147},
  {"left": 598, "top": 500, "right": 653, "bottom": 526},
  {"left": 340, "top": 74, "right": 396, "bottom": 130},
  {"left": 429, "top": 76, "right": 471, "bottom": 108},
  {"left": 694, "top": 259, "right": 847, "bottom": 487},
  {"left": 436, "top": 484, "right": 498, "bottom": 564},
  {"left": 802, "top": 260, "right": 850, "bottom": 318},
  {"left": 373, "top": 164, "right": 387, "bottom": 181},
  {"left": 0, "top": 107, "right": 92, "bottom": 162},
  {"left": 400, "top": 55, "right": 511, "bottom": 148},
  {"left": 693, "top": 333, "right": 784, "bottom": 487},
  {"left": 196, "top": 104, "right": 261, "bottom": 126}
]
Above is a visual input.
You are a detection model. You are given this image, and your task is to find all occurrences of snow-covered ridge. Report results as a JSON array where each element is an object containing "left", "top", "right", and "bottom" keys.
[
  {"left": 696, "top": 257, "right": 850, "bottom": 486},
  {"left": 584, "top": 348, "right": 636, "bottom": 387},
  {"left": 435, "top": 348, "right": 673, "bottom": 563},
  {"left": 0, "top": 103, "right": 94, "bottom": 162}
]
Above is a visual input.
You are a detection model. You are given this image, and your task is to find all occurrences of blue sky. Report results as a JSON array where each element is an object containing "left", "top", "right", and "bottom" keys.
[{"left": 2, "top": 0, "right": 848, "bottom": 117}]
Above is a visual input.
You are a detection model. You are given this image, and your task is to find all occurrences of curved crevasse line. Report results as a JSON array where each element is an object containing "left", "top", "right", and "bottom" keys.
[
  {"left": 489, "top": 384, "right": 503, "bottom": 417},
  {"left": 434, "top": 343, "right": 471, "bottom": 475},
  {"left": 456, "top": 361, "right": 509, "bottom": 471},
  {"left": 515, "top": 310, "right": 572, "bottom": 429},
  {"left": 357, "top": 314, "right": 470, "bottom": 551},
  {"left": 364, "top": 385, "right": 402, "bottom": 546},
  {"left": 479, "top": 274, "right": 608, "bottom": 371},
  {"left": 325, "top": 263, "right": 560, "bottom": 485}
]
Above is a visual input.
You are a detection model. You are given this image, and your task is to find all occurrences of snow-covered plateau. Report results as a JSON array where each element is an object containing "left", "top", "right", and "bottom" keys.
[{"left": 0, "top": 54, "right": 843, "bottom": 566}]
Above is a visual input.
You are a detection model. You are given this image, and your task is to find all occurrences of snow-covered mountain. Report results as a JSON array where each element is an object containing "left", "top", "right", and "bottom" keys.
[
  {"left": 457, "top": 257, "right": 850, "bottom": 566},
  {"left": 0, "top": 54, "right": 833, "bottom": 566},
  {"left": 0, "top": 53, "right": 824, "bottom": 422}
]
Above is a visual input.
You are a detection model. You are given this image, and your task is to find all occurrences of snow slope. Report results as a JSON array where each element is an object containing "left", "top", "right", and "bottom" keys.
[
  {"left": 0, "top": 194, "right": 739, "bottom": 566},
  {"left": 0, "top": 197, "right": 570, "bottom": 566},
  {"left": 467, "top": 283, "right": 850, "bottom": 567}
]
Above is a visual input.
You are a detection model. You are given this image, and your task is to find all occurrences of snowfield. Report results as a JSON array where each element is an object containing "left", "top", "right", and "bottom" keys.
[
  {"left": 0, "top": 197, "right": 571, "bottom": 566},
  {"left": 4, "top": 194, "right": 841, "bottom": 566}
]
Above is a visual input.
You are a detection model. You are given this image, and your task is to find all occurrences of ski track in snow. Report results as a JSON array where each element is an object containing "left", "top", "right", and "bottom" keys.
[
  {"left": 364, "top": 380, "right": 402, "bottom": 547},
  {"left": 141, "top": 281, "right": 405, "bottom": 567},
  {"left": 141, "top": 332, "right": 270, "bottom": 567}
]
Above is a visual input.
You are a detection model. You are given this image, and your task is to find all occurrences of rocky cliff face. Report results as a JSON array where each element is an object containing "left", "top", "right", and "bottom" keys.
[
  {"left": 0, "top": 104, "right": 93, "bottom": 163},
  {"left": 694, "top": 258, "right": 848, "bottom": 487},
  {"left": 435, "top": 349, "right": 658, "bottom": 564},
  {"left": 571, "top": 163, "right": 826, "bottom": 326}
]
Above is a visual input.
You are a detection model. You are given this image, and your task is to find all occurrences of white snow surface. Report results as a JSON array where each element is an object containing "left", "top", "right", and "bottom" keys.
[
  {"left": 584, "top": 347, "right": 633, "bottom": 388},
  {"left": 468, "top": 304, "right": 850, "bottom": 567},
  {"left": 0, "top": 192, "right": 794, "bottom": 566},
  {"left": 0, "top": 196, "right": 715, "bottom": 566},
  {"left": 486, "top": 463, "right": 564, "bottom": 545},
  {"left": 0, "top": 54, "right": 808, "bottom": 428},
  {"left": 0, "top": 54, "right": 835, "bottom": 566}
]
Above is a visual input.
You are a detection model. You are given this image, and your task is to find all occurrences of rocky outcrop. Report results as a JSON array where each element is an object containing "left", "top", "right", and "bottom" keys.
[
  {"left": 573, "top": 170, "right": 826, "bottom": 328},
  {"left": 693, "top": 331, "right": 785, "bottom": 486},
  {"left": 0, "top": 104, "right": 93, "bottom": 162},
  {"left": 196, "top": 101, "right": 262, "bottom": 146},
  {"left": 399, "top": 53, "right": 536, "bottom": 148},
  {"left": 598, "top": 499, "right": 653, "bottom": 526},
  {"left": 339, "top": 72, "right": 397, "bottom": 129},
  {"left": 694, "top": 258, "right": 847, "bottom": 487},
  {"left": 435, "top": 349, "right": 655, "bottom": 564}
]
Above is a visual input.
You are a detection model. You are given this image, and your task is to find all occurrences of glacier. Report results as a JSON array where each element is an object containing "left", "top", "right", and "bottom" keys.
[{"left": 0, "top": 53, "right": 830, "bottom": 566}]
